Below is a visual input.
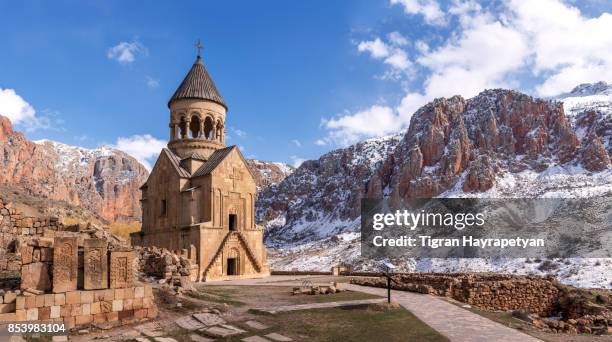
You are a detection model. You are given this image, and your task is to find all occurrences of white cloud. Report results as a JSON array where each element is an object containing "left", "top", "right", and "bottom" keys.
[
  {"left": 315, "top": 139, "right": 328, "bottom": 146},
  {"left": 0, "top": 88, "right": 36, "bottom": 124},
  {"left": 146, "top": 76, "right": 159, "bottom": 89},
  {"left": 322, "top": 0, "right": 612, "bottom": 147},
  {"left": 291, "top": 139, "right": 302, "bottom": 147},
  {"left": 415, "top": 40, "right": 430, "bottom": 53},
  {"left": 320, "top": 105, "right": 401, "bottom": 146},
  {"left": 290, "top": 155, "right": 306, "bottom": 168},
  {"left": 107, "top": 41, "right": 148, "bottom": 64},
  {"left": 0, "top": 88, "right": 64, "bottom": 132},
  {"left": 390, "top": 0, "right": 446, "bottom": 26},
  {"left": 509, "top": 0, "right": 612, "bottom": 96},
  {"left": 112, "top": 134, "right": 166, "bottom": 170},
  {"left": 358, "top": 38, "right": 390, "bottom": 58},
  {"left": 358, "top": 38, "right": 412, "bottom": 71},
  {"left": 231, "top": 128, "right": 247, "bottom": 138},
  {"left": 387, "top": 31, "right": 408, "bottom": 46}
]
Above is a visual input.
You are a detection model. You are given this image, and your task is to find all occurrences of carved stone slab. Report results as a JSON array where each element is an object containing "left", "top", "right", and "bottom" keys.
[
  {"left": 83, "top": 238, "right": 108, "bottom": 290},
  {"left": 52, "top": 237, "right": 78, "bottom": 293},
  {"left": 110, "top": 251, "right": 134, "bottom": 288}
]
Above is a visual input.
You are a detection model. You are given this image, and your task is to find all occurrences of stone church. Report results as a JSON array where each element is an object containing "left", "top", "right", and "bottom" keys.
[{"left": 131, "top": 48, "right": 269, "bottom": 281}]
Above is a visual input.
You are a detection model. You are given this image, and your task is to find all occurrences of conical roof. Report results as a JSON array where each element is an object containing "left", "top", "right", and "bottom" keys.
[{"left": 168, "top": 56, "right": 227, "bottom": 109}]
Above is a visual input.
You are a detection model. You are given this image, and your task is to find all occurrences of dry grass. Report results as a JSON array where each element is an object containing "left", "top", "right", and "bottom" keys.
[{"left": 108, "top": 221, "right": 141, "bottom": 238}]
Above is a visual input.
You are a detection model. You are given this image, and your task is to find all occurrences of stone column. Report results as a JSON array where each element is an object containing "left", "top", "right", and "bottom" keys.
[
  {"left": 170, "top": 123, "right": 176, "bottom": 141},
  {"left": 174, "top": 123, "right": 179, "bottom": 140},
  {"left": 199, "top": 120, "right": 205, "bottom": 140}
]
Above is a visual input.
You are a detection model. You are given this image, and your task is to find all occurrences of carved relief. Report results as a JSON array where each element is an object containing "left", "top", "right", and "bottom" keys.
[
  {"left": 84, "top": 238, "right": 108, "bottom": 290},
  {"left": 110, "top": 251, "right": 134, "bottom": 288},
  {"left": 52, "top": 237, "right": 78, "bottom": 293}
]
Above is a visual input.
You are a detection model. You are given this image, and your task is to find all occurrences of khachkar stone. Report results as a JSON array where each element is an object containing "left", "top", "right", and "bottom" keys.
[
  {"left": 110, "top": 251, "right": 134, "bottom": 288},
  {"left": 84, "top": 238, "right": 108, "bottom": 290},
  {"left": 52, "top": 237, "right": 78, "bottom": 293}
]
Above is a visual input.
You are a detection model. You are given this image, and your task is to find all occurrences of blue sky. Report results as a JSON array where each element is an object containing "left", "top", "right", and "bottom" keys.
[{"left": 1, "top": 0, "right": 611, "bottom": 169}]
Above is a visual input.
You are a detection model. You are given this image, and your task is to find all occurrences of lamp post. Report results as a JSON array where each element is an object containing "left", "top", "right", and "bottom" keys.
[{"left": 381, "top": 262, "right": 396, "bottom": 304}]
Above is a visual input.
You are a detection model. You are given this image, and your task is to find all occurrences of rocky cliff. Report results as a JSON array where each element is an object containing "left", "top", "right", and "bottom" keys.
[
  {"left": 0, "top": 115, "right": 149, "bottom": 222},
  {"left": 258, "top": 83, "right": 612, "bottom": 287}
]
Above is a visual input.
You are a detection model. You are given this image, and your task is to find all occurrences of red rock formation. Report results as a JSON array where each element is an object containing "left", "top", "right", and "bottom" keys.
[
  {"left": 0, "top": 115, "right": 148, "bottom": 222},
  {"left": 378, "top": 89, "right": 584, "bottom": 199},
  {"left": 581, "top": 137, "right": 611, "bottom": 172}
]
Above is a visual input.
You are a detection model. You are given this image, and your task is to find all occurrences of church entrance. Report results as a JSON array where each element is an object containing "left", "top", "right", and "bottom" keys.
[{"left": 227, "top": 258, "right": 238, "bottom": 275}]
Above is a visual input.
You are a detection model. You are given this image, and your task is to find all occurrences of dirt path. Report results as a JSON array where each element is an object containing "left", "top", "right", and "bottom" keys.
[
  {"left": 202, "top": 275, "right": 542, "bottom": 342},
  {"left": 255, "top": 298, "right": 385, "bottom": 313}
]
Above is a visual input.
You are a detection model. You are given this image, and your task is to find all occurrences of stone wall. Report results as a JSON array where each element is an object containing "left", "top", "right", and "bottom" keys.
[
  {"left": 0, "top": 284, "right": 157, "bottom": 329},
  {"left": 0, "top": 195, "right": 157, "bottom": 330},
  {"left": 0, "top": 197, "right": 63, "bottom": 272},
  {"left": 351, "top": 273, "right": 560, "bottom": 316}
]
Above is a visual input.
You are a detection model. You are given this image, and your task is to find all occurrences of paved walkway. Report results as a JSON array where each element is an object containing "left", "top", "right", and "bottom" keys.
[
  {"left": 202, "top": 276, "right": 542, "bottom": 342},
  {"left": 345, "top": 284, "right": 541, "bottom": 342}
]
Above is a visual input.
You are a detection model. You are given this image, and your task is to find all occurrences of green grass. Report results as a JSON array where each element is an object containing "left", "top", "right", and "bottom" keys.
[
  {"left": 187, "top": 286, "right": 247, "bottom": 307},
  {"left": 248, "top": 304, "right": 448, "bottom": 342},
  {"left": 162, "top": 304, "right": 448, "bottom": 342}
]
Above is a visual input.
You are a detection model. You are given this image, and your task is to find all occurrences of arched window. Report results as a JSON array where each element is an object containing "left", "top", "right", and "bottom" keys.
[
  {"left": 190, "top": 115, "right": 201, "bottom": 138},
  {"left": 179, "top": 117, "right": 187, "bottom": 139},
  {"left": 204, "top": 116, "right": 214, "bottom": 140}
]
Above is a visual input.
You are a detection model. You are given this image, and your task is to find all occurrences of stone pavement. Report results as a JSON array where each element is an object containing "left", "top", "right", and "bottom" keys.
[{"left": 202, "top": 275, "right": 542, "bottom": 342}]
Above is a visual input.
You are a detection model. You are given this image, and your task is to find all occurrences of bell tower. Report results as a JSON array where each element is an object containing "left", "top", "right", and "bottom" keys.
[{"left": 167, "top": 40, "right": 227, "bottom": 159}]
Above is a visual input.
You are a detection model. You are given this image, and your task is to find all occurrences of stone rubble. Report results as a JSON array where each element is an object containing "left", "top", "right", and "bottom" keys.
[{"left": 136, "top": 246, "right": 198, "bottom": 293}]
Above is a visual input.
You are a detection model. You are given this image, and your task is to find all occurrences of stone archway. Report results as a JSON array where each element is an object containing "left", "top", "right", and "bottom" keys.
[{"left": 226, "top": 247, "right": 240, "bottom": 276}]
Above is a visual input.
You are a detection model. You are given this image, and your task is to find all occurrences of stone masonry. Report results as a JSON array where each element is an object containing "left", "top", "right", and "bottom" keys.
[
  {"left": 351, "top": 273, "right": 560, "bottom": 316},
  {"left": 0, "top": 195, "right": 158, "bottom": 329}
]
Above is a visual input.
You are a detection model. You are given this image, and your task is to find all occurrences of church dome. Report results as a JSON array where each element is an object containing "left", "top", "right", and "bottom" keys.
[{"left": 167, "top": 56, "right": 227, "bottom": 110}]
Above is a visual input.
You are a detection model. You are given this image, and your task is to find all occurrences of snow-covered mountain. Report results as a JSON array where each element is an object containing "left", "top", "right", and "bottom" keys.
[
  {"left": 257, "top": 133, "right": 402, "bottom": 245},
  {"left": 0, "top": 115, "right": 149, "bottom": 222},
  {"left": 246, "top": 159, "right": 294, "bottom": 192},
  {"left": 257, "top": 83, "right": 612, "bottom": 288},
  {"left": 557, "top": 81, "right": 612, "bottom": 117}
]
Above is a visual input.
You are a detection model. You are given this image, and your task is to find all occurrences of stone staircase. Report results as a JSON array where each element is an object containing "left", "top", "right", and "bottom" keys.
[{"left": 202, "top": 231, "right": 262, "bottom": 278}]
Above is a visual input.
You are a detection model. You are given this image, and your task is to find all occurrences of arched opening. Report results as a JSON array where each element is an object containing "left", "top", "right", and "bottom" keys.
[
  {"left": 204, "top": 116, "right": 214, "bottom": 140},
  {"left": 179, "top": 117, "right": 187, "bottom": 139},
  {"left": 189, "top": 115, "right": 201, "bottom": 138},
  {"left": 227, "top": 248, "right": 240, "bottom": 276}
]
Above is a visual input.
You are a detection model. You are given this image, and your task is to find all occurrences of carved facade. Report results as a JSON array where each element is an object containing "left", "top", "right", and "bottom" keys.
[{"left": 131, "top": 50, "right": 269, "bottom": 281}]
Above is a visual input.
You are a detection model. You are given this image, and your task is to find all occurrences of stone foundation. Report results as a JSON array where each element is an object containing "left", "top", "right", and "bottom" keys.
[{"left": 0, "top": 285, "right": 157, "bottom": 329}]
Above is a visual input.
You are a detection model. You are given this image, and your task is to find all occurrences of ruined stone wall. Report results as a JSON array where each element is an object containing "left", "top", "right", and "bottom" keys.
[
  {"left": 0, "top": 195, "right": 157, "bottom": 329},
  {"left": 0, "top": 196, "right": 64, "bottom": 272},
  {"left": 351, "top": 273, "right": 560, "bottom": 316}
]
